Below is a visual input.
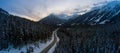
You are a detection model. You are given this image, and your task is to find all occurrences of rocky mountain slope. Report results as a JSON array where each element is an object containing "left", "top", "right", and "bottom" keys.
[{"left": 64, "top": 1, "right": 120, "bottom": 26}]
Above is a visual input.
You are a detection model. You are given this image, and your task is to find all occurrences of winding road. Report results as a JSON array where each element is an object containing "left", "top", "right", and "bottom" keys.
[{"left": 40, "top": 28, "right": 59, "bottom": 53}]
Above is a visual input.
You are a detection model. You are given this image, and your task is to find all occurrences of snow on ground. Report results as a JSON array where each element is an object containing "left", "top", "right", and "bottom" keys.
[
  {"left": 48, "top": 31, "right": 60, "bottom": 53},
  {"left": 99, "top": 19, "right": 109, "bottom": 24},
  {"left": 0, "top": 32, "right": 55, "bottom": 53},
  {"left": 0, "top": 40, "right": 52, "bottom": 53}
]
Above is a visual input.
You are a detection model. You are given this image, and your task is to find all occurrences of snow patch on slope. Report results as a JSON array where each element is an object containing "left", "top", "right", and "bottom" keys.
[{"left": 99, "top": 20, "right": 110, "bottom": 24}]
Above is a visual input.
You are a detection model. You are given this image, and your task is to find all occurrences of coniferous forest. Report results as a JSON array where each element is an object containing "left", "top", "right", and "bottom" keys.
[
  {"left": 0, "top": 1, "right": 120, "bottom": 53},
  {"left": 0, "top": 8, "right": 54, "bottom": 50}
]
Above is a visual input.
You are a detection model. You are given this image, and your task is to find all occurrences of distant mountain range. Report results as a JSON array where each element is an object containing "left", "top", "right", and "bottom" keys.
[
  {"left": 55, "top": 6, "right": 92, "bottom": 20},
  {"left": 39, "top": 1, "right": 120, "bottom": 27}
]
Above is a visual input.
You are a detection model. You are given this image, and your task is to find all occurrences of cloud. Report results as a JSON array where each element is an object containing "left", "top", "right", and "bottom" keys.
[{"left": 0, "top": 0, "right": 110, "bottom": 21}]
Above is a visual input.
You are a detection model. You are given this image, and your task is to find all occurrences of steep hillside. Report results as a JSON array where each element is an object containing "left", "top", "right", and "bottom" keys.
[{"left": 0, "top": 8, "right": 54, "bottom": 50}]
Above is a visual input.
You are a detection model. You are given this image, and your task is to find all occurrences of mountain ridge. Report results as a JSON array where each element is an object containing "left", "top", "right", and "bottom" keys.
[
  {"left": 63, "top": 1, "right": 120, "bottom": 26},
  {"left": 39, "top": 14, "right": 66, "bottom": 26}
]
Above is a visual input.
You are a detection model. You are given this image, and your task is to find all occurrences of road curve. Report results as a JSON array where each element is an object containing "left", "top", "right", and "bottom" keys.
[{"left": 40, "top": 29, "right": 59, "bottom": 53}]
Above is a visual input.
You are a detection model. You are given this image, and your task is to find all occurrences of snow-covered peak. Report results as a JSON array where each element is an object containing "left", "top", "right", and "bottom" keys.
[
  {"left": 65, "top": 1, "right": 120, "bottom": 26},
  {"left": 92, "top": 1, "right": 120, "bottom": 24},
  {"left": 89, "top": 1, "right": 120, "bottom": 24},
  {"left": 55, "top": 6, "right": 92, "bottom": 20},
  {"left": 102, "top": 1, "right": 120, "bottom": 10},
  {"left": 92, "top": 1, "right": 120, "bottom": 10},
  {"left": 92, "top": 1, "right": 120, "bottom": 18},
  {"left": 106, "top": 1, "right": 120, "bottom": 7}
]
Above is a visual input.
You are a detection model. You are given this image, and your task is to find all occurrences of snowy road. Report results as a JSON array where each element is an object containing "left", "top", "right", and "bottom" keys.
[{"left": 40, "top": 28, "right": 59, "bottom": 53}]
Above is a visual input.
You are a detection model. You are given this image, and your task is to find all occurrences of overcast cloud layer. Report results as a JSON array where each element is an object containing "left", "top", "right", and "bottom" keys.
[{"left": 0, "top": 0, "right": 114, "bottom": 21}]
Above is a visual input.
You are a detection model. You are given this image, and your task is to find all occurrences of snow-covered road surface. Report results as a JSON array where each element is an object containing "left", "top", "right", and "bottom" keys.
[{"left": 40, "top": 28, "right": 60, "bottom": 53}]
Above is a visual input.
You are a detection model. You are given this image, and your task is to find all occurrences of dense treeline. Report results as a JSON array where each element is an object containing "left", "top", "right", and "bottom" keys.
[
  {"left": 54, "top": 24, "right": 120, "bottom": 53},
  {"left": 0, "top": 8, "right": 54, "bottom": 50}
]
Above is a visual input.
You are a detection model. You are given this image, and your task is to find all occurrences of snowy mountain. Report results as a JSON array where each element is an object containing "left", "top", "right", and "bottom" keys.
[
  {"left": 55, "top": 5, "right": 92, "bottom": 20},
  {"left": 39, "top": 14, "right": 66, "bottom": 26},
  {"left": 64, "top": 1, "right": 120, "bottom": 26}
]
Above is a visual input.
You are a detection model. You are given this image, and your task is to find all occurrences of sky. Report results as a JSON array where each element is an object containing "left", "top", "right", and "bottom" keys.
[{"left": 0, "top": 0, "right": 114, "bottom": 21}]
